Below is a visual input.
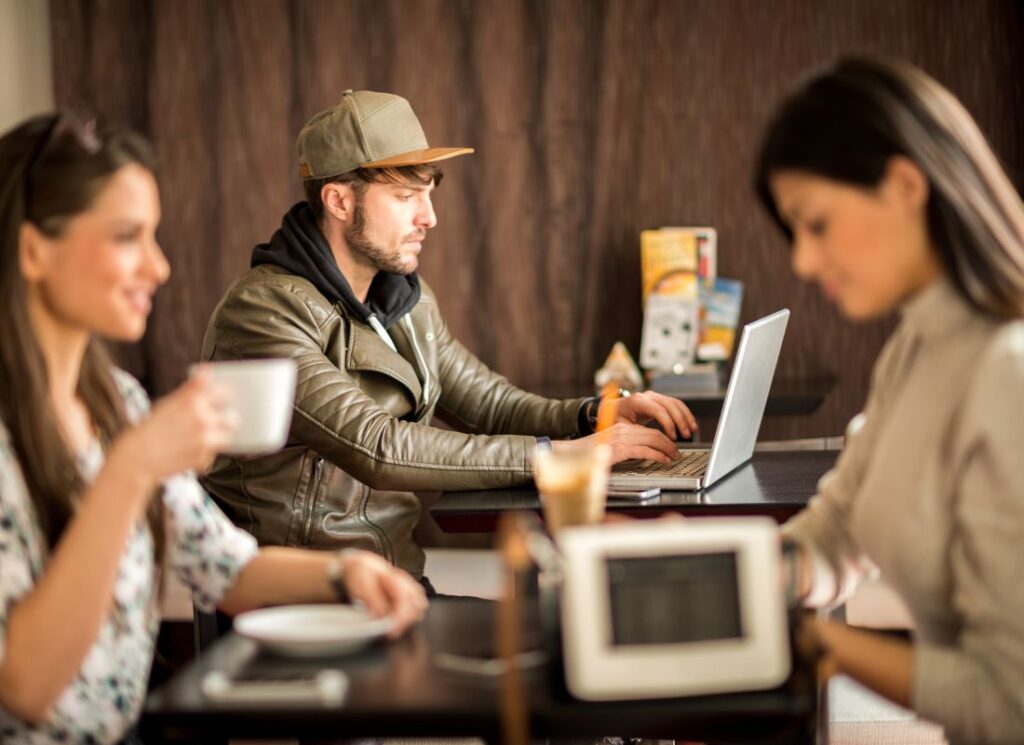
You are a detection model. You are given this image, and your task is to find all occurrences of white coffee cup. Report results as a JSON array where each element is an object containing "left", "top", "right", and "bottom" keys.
[{"left": 197, "top": 359, "right": 298, "bottom": 455}]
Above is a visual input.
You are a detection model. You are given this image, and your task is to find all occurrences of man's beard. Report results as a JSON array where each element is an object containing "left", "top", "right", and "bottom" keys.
[{"left": 345, "top": 201, "right": 416, "bottom": 275}]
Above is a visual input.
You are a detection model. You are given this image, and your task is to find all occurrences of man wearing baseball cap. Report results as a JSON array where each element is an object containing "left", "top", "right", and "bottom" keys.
[{"left": 200, "top": 91, "right": 694, "bottom": 587}]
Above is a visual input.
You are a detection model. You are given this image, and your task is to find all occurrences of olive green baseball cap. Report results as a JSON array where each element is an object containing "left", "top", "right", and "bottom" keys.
[{"left": 297, "top": 89, "right": 473, "bottom": 180}]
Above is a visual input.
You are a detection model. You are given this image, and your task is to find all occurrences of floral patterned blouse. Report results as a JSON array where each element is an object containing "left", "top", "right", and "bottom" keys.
[{"left": 0, "top": 371, "right": 259, "bottom": 744}]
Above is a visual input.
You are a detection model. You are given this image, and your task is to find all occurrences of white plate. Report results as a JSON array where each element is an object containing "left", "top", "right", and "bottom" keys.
[{"left": 234, "top": 605, "right": 395, "bottom": 657}]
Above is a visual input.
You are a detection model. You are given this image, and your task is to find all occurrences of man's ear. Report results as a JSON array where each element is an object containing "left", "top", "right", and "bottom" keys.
[
  {"left": 19, "top": 222, "right": 52, "bottom": 282},
  {"left": 884, "top": 155, "right": 930, "bottom": 214},
  {"left": 322, "top": 183, "right": 356, "bottom": 223}
]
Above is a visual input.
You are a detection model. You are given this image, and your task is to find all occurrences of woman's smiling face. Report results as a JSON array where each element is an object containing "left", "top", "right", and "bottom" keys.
[{"left": 23, "top": 163, "right": 170, "bottom": 341}]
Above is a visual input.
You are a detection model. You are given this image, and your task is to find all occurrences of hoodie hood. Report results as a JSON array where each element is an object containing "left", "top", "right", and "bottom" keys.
[{"left": 251, "top": 202, "right": 421, "bottom": 328}]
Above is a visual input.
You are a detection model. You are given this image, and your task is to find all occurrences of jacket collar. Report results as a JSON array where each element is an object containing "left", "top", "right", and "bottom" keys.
[
  {"left": 345, "top": 320, "right": 423, "bottom": 405},
  {"left": 251, "top": 202, "right": 421, "bottom": 329}
]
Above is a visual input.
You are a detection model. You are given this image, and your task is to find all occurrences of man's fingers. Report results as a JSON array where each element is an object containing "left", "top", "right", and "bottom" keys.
[
  {"left": 668, "top": 396, "right": 699, "bottom": 434},
  {"left": 608, "top": 423, "right": 680, "bottom": 463},
  {"left": 617, "top": 441, "right": 673, "bottom": 465},
  {"left": 632, "top": 396, "right": 679, "bottom": 440},
  {"left": 622, "top": 393, "right": 697, "bottom": 440},
  {"left": 634, "top": 428, "right": 681, "bottom": 461},
  {"left": 630, "top": 445, "right": 673, "bottom": 464},
  {"left": 647, "top": 393, "right": 697, "bottom": 438}
]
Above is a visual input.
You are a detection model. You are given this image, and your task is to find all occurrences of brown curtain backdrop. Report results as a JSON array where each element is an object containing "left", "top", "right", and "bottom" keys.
[{"left": 50, "top": 0, "right": 1024, "bottom": 439}]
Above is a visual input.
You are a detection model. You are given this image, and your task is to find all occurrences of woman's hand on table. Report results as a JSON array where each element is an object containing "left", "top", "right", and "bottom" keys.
[
  {"left": 339, "top": 550, "right": 428, "bottom": 638},
  {"left": 795, "top": 613, "right": 914, "bottom": 707}
]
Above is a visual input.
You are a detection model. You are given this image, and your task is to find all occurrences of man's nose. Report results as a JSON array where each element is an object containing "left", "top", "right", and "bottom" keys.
[{"left": 417, "top": 194, "right": 437, "bottom": 230}]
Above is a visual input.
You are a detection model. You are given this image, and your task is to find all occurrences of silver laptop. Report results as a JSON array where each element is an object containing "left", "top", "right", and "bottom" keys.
[{"left": 608, "top": 309, "right": 790, "bottom": 491}]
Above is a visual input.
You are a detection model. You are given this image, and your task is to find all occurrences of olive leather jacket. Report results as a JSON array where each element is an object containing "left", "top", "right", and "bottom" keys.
[{"left": 200, "top": 264, "right": 584, "bottom": 576}]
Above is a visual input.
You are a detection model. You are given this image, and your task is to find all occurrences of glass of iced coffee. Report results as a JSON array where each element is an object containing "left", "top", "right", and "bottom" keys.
[{"left": 532, "top": 444, "right": 612, "bottom": 533}]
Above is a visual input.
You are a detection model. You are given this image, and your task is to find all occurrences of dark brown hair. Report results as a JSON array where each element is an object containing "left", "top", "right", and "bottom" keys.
[
  {"left": 755, "top": 56, "right": 1024, "bottom": 319},
  {"left": 0, "top": 114, "right": 164, "bottom": 566},
  {"left": 303, "top": 163, "right": 443, "bottom": 222}
]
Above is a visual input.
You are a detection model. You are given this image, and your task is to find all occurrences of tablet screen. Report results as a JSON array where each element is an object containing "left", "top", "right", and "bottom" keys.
[{"left": 607, "top": 552, "right": 743, "bottom": 645}]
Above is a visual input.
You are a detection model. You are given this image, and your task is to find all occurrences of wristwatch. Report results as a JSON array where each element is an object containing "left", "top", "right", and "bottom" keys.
[
  {"left": 326, "top": 548, "right": 358, "bottom": 603},
  {"left": 579, "top": 388, "right": 631, "bottom": 435}
]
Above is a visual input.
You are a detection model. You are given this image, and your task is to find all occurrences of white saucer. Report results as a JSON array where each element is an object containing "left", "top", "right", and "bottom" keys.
[{"left": 234, "top": 605, "right": 395, "bottom": 657}]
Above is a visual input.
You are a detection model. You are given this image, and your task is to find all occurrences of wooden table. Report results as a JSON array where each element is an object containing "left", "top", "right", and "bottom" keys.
[
  {"left": 431, "top": 449, "right": 838, "bottom": 533},
  {"left": 143, "top": 599, "right": 819, "bottom": 743}
]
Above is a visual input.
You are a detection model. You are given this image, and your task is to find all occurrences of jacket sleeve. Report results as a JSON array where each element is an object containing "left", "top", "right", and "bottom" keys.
[
  {"left": 781, "top": 329, "right": 908, "bottom": 607},
  {"left": 421, "top": 285, "right": 585, "bottom": 437},
  {"left": 911, "top": 332, "right": 1024, "bottom": 744},
  {"left": 205, "top": 278, "right": 539, "bottom": 492}
]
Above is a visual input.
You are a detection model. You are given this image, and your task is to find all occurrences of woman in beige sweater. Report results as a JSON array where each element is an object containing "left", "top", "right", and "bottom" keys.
[{"left": 755, "top": 57, "right": 1024, "bottom": 744}]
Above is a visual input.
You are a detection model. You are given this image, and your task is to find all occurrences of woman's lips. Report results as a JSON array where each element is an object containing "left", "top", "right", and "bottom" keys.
[{"left": 125, "top": 288, "right": 153, "bottom": 315}]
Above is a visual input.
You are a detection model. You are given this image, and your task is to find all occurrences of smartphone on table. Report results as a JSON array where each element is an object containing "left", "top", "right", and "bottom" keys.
[{"left": 202, "top": 666, "right": 348, "bottom": 705}]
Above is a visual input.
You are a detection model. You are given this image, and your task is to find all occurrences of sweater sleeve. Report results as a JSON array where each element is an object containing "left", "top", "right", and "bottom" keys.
[
  {"left": 912, "top": 329, "right": 1024, "bottom": 744},
  {"left": 781, "top": 329, "right": 911, "bottom": 607}
]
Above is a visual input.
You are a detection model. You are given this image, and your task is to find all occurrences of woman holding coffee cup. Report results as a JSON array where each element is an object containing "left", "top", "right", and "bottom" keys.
[
  {"left": 0, "top": 114, "right": 427, "bottom": 744},
  {"left": 757, "top": 57, "right": 1024, "bottom": 742}
]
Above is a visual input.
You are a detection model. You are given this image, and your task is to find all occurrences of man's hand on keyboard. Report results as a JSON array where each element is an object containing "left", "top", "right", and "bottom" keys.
[
  {"left": 554, "top": 422, "right": 681, "bottom": 464},
  {"left": 601, "top": 391, "right": 698, "bottom": 441}
]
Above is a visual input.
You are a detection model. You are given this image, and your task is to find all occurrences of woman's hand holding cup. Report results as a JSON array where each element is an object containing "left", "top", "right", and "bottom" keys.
[{"left": 108, "top": 368, "right": 239, "bottom": 494}]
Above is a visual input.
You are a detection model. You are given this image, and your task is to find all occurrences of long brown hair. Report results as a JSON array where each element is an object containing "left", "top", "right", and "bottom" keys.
[
  {"left": 0, "top": 114, "right": 164, "bottom": 568},
  {"left": 754, "top": 56, "right": 1024, "bottom": 319}
]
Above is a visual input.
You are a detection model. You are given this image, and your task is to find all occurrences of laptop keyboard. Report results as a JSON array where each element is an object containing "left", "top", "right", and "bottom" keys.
[{"left": 615, "top": 450, "right": 709, "bottom": 478}]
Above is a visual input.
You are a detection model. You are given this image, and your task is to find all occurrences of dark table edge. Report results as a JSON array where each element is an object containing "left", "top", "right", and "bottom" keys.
[{"left": 433, "top": 503, "right": 806, "bottom": 533}]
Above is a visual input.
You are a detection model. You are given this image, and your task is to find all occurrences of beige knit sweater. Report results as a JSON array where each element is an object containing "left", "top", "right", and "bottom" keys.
[{"left": 783, "top": 278, "right": 1024, "bottom": 745}]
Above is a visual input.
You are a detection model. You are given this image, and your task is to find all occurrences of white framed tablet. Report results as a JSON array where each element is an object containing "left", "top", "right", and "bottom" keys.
[{"left": 556, "top": 517, "right": 790, "bottom": 701}]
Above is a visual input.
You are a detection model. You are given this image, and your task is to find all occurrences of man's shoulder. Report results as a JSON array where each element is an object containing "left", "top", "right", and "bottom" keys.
[
  {"left": 218, "top": 264, "right": 336, "bottom": 317},
  {"left": 228, "top": 264, "right": 326, "bottom": 299}
]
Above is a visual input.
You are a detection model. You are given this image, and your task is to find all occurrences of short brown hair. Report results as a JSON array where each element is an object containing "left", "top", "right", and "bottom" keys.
[{"left": 304, "top": 163, "right": 443, "bottom": 222}]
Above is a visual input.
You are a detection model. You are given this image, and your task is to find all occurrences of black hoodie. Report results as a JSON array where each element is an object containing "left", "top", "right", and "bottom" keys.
[{"left": 251, "top": 202, "right": 421, "bottom": 329}]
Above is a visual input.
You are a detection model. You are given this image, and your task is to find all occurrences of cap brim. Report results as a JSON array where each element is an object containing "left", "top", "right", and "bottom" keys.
[{"left": 362, "top": 147, "right": 474, "bottom": 169}]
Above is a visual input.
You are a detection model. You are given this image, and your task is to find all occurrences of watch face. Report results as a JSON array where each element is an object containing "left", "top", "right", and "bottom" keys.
[{"left": 606, "top": 553, "right": 744, "bottom": 645}]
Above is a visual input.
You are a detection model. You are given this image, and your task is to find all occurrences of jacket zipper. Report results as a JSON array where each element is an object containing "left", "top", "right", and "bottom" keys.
[
  {"left": 401, "top": 315, "right": 432, "bottom": 414},
  {"left": 301, "top": 456, "right": 325, "bottom": 545}
]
